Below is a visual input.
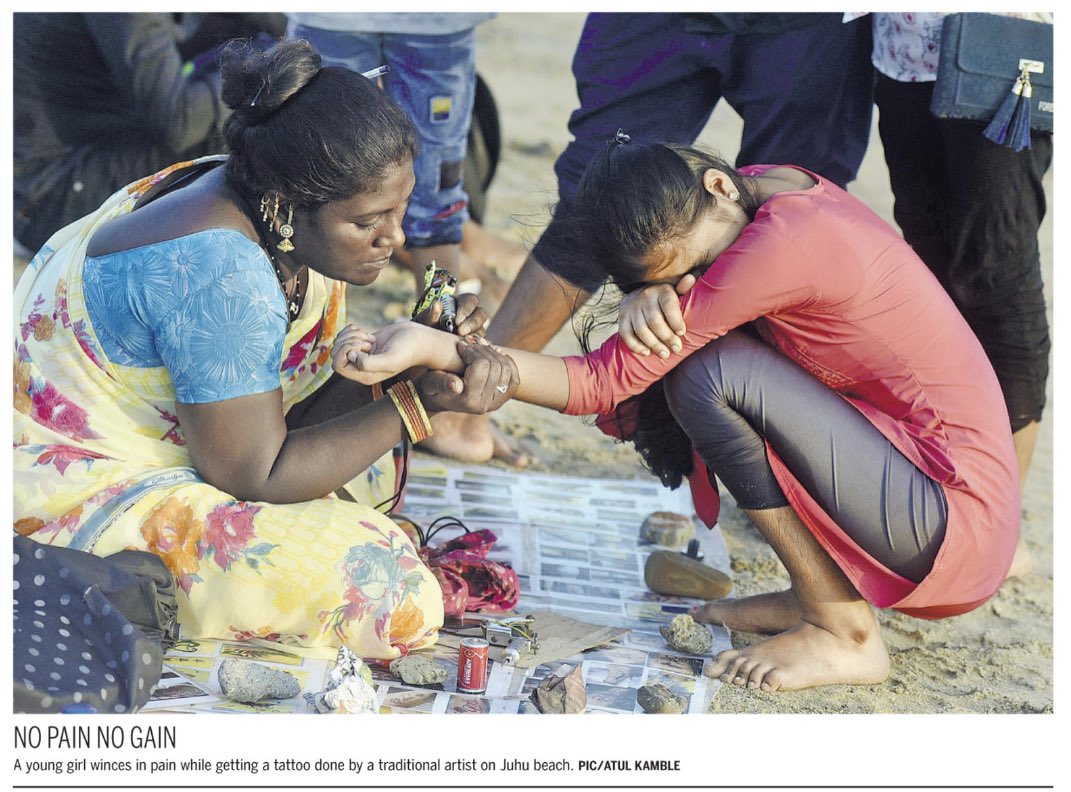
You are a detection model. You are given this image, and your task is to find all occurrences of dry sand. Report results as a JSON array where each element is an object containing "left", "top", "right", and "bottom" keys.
[{"left": 12, "top": 14, "right": 1053, "bottom": 715}]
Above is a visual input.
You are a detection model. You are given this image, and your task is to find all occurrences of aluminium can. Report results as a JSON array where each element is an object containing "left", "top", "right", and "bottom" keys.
[{"left": 457, "top": 637, "right": 489, "bottom": 694}]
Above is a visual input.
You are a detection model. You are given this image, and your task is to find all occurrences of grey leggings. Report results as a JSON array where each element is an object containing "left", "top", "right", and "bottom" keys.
[{"left": 664, "top": 330, "right": 947, "bottom": 583}]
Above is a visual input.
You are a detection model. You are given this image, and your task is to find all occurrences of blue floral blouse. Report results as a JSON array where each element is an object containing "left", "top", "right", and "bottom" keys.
[{"left": 83, "top": 228, "right": 289, "bottom": 403}]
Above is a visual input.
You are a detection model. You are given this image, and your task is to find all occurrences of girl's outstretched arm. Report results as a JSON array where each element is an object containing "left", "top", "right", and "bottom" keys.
[{"left": 334, "top": 321, "right": 571, "bottom": 411}]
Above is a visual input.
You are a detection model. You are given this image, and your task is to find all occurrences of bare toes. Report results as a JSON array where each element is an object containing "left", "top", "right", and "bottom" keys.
[
  {"left": 746, "top": 662, "right": 773, "bottom": 688},
  {"left": 706, "top": 650, "right": 738, "bottom": 678},
  {"left": 720, "top": 655, "right": 747, "bottom": 683},
  {"left": 760, "top": 668, "right": 785, "bottom": 692}
]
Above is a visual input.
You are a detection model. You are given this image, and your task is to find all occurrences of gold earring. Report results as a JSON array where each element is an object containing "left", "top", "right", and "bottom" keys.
[
  {"left": 277, "top": 204, "right": 295, "bottom": 253},
  {"left": 259, "top": 195, "right": 272, "bottom": 223}
]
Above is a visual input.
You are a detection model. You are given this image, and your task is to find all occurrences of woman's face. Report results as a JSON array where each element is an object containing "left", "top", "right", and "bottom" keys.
[
  {"left": 288, "top": 159, "right": 416, "bottom": 286},
  {"left": 641, "top": 168, "right": 748, "bottom": 287}
]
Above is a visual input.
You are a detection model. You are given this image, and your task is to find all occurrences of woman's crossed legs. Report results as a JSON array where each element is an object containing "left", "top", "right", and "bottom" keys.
[{"left": 664, "top": 330, "right": 947, "bottom": 691}]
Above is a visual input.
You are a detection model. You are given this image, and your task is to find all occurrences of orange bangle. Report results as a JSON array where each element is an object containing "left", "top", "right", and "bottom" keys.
[{"left": 386, "top": 380, "right": 433, "bottom": 444}]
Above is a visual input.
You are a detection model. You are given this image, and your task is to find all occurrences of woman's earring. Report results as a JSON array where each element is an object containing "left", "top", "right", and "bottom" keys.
[
  {"left": 259, "top": 195, "right": 272, "bottom": 223},
  {"left": 728, "top": 190, "right": 740, "bottom": 202},
  {"left": 277, "top": 204, "right": 295, "bottom": 253}
]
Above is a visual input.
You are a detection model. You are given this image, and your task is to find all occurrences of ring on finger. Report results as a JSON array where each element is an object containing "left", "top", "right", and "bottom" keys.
[{"left": 495, "top": 384, "right": 509, "bottom": 394}]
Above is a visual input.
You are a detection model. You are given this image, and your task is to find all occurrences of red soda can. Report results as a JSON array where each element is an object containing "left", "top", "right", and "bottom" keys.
[{"left": 457, "top": 637, "right": 489, "bottom": 694}]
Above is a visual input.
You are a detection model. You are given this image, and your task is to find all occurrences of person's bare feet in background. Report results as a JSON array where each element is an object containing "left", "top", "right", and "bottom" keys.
[{"left": 392, "top": 224, "right": 538, "bottom": 466}]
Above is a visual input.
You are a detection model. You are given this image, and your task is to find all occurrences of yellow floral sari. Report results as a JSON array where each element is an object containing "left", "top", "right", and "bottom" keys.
[{"left": 13, "top": 158, "right": 442, "bottom": 658}]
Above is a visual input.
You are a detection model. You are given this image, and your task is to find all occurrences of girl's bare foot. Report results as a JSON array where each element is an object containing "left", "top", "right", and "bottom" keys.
[
  {"left": 691, "top": 589, "right": 801, "bottom": 635},
  {"left": 705, "top": 603, "right": 889, "bottom": 692}
]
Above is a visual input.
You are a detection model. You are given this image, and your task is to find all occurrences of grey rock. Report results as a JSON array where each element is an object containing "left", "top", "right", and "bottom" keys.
[
  {"left": 217, "top": 658, "right": 300, "bottom": 704},
  {"left": 389, "top": 654, "right": 448, "bottom": 686},
  {"left": 659, "top": 614, "right": 714, "bottom": 655},
  {"left": 637, "top": 683, "right": 687, "bottom": 714}
]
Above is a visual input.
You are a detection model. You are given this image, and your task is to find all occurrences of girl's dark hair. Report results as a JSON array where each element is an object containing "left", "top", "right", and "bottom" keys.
[
  {"left": 567, "top": 137, "right": 759, "bottom": 488},
  {"left": 565, "top": 138, "right": 760, "bottom": 292},
  {"left": 220, "top": 39, "right": 417, "bottom": 205}
]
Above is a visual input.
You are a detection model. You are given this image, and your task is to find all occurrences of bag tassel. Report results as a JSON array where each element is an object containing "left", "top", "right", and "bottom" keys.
[{"left": 984, "top": 69, "right": 1033, "bottom": 152}]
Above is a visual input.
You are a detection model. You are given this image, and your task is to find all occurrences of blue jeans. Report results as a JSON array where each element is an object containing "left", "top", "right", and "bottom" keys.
[{"left": 292, "top": 25, "right": 476, "bottom": 247}]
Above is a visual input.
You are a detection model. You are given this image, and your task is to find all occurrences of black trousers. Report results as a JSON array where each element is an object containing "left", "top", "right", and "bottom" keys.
[
  {"left": 874, "top": 75, "right": 1052, "bottom": 431},
  {"left": 664, "top": 331, "right": 947, "bottom": 584}
]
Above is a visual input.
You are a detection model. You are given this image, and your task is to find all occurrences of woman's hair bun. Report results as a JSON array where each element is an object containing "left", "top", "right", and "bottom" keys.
[{"left": 221, "top": 38, "right": 322, "bottom": 127}]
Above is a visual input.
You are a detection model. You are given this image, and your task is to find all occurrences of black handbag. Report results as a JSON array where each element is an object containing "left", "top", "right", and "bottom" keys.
[{"left": 930, "top": 13, "right": 1052, "bottom": 150}]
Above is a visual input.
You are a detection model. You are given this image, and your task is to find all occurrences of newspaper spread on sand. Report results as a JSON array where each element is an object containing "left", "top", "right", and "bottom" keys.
[{"left": 146, "top": 461, "right": 732, "bottom": 715}]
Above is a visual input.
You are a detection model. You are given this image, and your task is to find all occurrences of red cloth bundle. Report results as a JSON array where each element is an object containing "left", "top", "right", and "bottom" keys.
[{"left": 417, "top": 529, "right": 519, "bottom": 618}]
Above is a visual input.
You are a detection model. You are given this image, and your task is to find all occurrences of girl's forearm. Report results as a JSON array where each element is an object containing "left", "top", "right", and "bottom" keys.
[
  {"left": 502, "top": 348, "right": 570, "bottom": 411},
  {"left": 420, "top": 328, "right": 570, "bottom": 411}
]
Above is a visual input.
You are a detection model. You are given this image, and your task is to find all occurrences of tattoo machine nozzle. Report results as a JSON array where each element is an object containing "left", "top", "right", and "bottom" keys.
[{"left": 412, "top": 261, "right": 458, "bottom": 333}]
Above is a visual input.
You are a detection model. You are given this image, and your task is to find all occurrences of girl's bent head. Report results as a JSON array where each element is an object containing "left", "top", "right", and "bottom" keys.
[{"left": 556, "top": 138, "right": 759, "bottom": 292}]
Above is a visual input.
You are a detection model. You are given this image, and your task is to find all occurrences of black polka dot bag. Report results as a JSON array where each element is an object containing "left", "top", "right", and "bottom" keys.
[{"left": 13, "top": 535, "right": 180, "bottom": 713}]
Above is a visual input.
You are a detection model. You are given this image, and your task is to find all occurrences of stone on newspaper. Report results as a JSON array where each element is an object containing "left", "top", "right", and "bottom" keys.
[
  {"left": 639, "top": 511, "right": 693, "bottom": 548},
  {"left": 217, "top": 659, "right": 300, "bottom": 703},
  {"left": 636, "top": 683, "right": 687, "bottom": 714},
  {"left": 389, "top": 654, "right": 448, "bottom": 686},
  {"left": 531, "top": 663, "right": 586, "bottom": 714},
  {"left": 659, "top": 614, "right": 714, "bottom": 655}
]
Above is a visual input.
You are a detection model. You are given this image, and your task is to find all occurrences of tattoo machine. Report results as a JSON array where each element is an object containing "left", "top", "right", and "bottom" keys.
[
  {"left": 412, "top": 261, "right": 458, "bottom": 333},
  {"left": 482, "top": 615, "right": 539, "bottom": 666}
]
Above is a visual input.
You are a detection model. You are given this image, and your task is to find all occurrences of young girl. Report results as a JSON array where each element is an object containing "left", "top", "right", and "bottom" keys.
[{"left": 332, "top": 138, "right": 1020, "bottom": 693}]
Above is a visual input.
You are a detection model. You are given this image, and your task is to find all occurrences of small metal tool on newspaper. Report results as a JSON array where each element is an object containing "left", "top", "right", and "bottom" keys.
[
  {"left": 412, "top": 261, "right": 458, "bottom": 333},
  {"left": 481, "top": 616, "right": 539, "bottom": 666}
]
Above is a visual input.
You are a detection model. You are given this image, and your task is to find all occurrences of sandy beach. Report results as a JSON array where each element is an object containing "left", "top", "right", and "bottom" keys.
[{"left": 12, "top": 13, "right": 1053, "bottom": 716}]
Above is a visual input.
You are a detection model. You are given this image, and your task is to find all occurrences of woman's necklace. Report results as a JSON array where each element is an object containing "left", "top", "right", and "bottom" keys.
[
  {"left": 269, "top": 250, "right": 303, "bottom": 322},
  {"left": 237, "top": 190, "right": 303, "bottom": 322}
]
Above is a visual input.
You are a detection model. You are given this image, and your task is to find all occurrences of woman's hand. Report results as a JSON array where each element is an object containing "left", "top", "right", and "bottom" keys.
[
  {"left": 415, "top": 340, "right": 520, "bottom": 416},
  {"left": 619, "top": 274, "right": 696, "bottom": 358},
  {"left": 413, "top": 291, "right": 489, "bottom": 338},
  {"left": 332, "top": 321, "right": 439, "bottom": 384}
]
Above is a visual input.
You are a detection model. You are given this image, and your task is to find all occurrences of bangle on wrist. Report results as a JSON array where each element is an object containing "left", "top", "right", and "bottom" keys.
[
  {"left": 371, "top": 374, "right": 403, "bottom": 401},
  {"left": 386, "top": 380, "right": 433, "bottom": 444}
]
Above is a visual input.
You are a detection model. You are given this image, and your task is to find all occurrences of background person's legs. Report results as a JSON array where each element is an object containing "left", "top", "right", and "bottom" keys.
[
  {"left": 727, "top": 14, "right": 873, "bottom": 188},
  {"left": 382, "top": 30, "right": 476, "bottom": 291},
  {"left": 876, "top": 76, "right": 1050, "bottom": 575}
]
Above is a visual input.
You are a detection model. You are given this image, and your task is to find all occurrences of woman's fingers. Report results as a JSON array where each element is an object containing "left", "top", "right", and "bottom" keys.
[{"left": 454, "top": 292, "right": 488, "bottom": 337}]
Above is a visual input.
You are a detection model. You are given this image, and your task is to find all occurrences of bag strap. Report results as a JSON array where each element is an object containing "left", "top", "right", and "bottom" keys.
[{"left": 132, "top": 159, "right": 224, "bottom": 212}]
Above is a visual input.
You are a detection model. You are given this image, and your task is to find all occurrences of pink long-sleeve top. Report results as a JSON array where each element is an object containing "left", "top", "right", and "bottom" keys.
[{"left": 563, "top": 165, "right": 1019, "bottom": 618}]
